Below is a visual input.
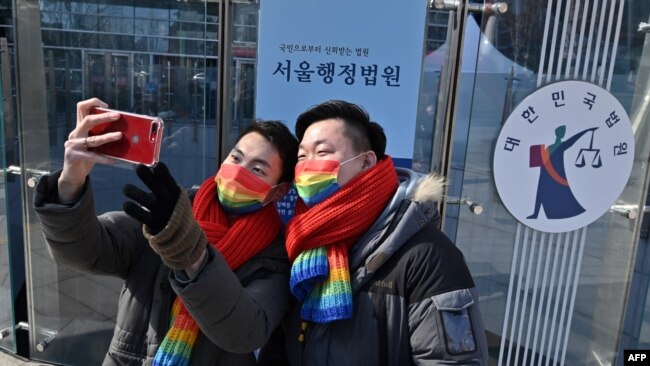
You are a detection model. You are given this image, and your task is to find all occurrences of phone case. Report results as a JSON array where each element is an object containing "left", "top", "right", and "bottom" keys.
[{"left": 88, "top": 107, "right": 164, "bottom": 166}]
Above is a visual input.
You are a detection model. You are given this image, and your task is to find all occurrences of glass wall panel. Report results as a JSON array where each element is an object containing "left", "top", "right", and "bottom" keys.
[
  {"left": 0, "top": 49, "right": 16, "bottom": 355},
  {"left": 228, "top": 1, "right": 258, "bottom": 146},
  {"left": 134, "top": 20, "right": 170, "bottom": 36},
  {"left": 173, "top": 3, "right": 207, "bottom": 23},
  {"left": 70, "top": 2, "right": 98, "bottom": 14},
  {"left": 448, "top": 1, "right": 650, "bottom": 365},
  {"left": 97, "top": 3, "right": 133, "bottom": 17},
  {"left": 97, "top": 17, "right": 135, "bottom": 34},
  {"left": 71, "top": 14, "right": 98, "bottom": 31},
  {"left": 0, "top": 0, "right": 14, "bottom": 28},
  {"left": 412, "top": 8, "right": 450, "bottom": 174},
  {"left": 0, "top": 0, "right": 22, "bottom": 356},
  {"left": 134, "top": 4, "right": 169, "bottom": 20},
  {"left": 22, "top": 1, "right": 220, "bottom": 364}
]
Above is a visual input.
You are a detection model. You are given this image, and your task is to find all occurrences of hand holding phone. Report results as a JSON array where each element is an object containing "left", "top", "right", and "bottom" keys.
[{"left": 88, "top": 107, "right": 164, "bottom": 166}]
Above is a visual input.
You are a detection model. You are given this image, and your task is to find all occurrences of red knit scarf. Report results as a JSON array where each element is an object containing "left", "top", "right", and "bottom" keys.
[
  {"left": 286, "top": 156, "right": 398, "bottom": 322},
  {"left": 192, "top": 176, "right": 282, "bottom": 268},
  {"left": 286, "top": 156, "right": 398, "bottom": 260},
  {"left": 156, "top": 176, "right": 282, "bottom": 365}
]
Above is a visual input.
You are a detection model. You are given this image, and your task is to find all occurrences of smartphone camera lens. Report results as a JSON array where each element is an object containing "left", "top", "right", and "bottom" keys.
[{"left": 150, "top": 123, "right": 159, "bottom": 143}]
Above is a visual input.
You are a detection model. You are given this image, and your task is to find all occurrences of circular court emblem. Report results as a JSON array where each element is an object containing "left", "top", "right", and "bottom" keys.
[{"left": 494, "top": 80, "right": 634, "bottom": 233}]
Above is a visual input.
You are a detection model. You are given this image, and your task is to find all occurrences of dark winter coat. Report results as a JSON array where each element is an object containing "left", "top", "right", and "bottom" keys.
[
  {"left": 34, "top": 171, "right": 290, "bottom": 365},
  {"left": 262, "top": 168, "right": 488, "bottom": 365}
]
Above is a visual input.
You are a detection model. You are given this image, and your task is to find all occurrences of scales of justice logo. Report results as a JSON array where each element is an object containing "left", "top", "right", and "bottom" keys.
[{"left": 494, "top": 80, "right": 634, "bottom": 233}]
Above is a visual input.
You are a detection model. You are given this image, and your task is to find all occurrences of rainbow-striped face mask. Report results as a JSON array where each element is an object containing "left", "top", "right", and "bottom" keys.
[
  {"left": 294, "top": 153, "right": 364, "bottom": 207},
  {"left": 215, "top": 164, "right": 276, "bottom": 215}
]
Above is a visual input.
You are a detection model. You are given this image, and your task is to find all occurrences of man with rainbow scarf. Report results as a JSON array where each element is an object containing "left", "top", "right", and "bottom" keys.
[
  {"left": 34, "top": 98, "right": 298, "bottom": 365},
  {"left": 260, "top": 100, "right": 488, "bottom": 365}
]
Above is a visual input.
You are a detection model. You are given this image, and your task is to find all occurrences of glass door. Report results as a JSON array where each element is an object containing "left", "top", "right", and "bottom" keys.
[
  {"left": 15, "top": 1, "right": 221, "bottom": 364},
  {"left": 436, "top": 1, "right": 650, "bottom": 365},
  {"left": 0, "top": 49, "right": 16, "bottom": 355}
]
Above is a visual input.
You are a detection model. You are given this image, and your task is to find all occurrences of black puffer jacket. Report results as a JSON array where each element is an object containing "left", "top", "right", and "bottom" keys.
[
  {"left": 34, "top": 171, "right": 291, "bottom": 365},
  {"left": 262, "top": 168, "right": 488, "bottom": 365}
]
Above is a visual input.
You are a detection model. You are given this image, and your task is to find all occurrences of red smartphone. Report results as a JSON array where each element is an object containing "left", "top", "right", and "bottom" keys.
[{"left": 88, "top": 107, "right": 164, "bottom": 166}]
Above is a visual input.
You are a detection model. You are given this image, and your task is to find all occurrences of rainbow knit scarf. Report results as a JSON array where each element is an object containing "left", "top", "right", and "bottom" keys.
[
  {"left": 153, "top": 300, "right": 198, "bottom": 366},
  {"left": 153, "top": 176, "right": 281, "bottom": 366},
  {"left": 286, "top": 157, "right": 398, "bottom": 324}
]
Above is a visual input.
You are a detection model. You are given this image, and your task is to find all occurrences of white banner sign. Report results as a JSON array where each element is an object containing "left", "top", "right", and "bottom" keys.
[{"left": 255, "top": 0, "right": 428, "bottom": 161}]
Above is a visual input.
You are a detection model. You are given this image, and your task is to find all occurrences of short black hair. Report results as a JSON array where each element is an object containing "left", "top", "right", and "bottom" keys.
[
  {"left": 237, "top": 120, "right": 299, "bottom": 183},
  {"left": 295, "top": 100, "right": 386, "bottom": 159}
]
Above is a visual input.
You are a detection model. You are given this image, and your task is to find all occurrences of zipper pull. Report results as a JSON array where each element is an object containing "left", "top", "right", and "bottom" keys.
[{"left": 298, "top": 321, "right": 308, "bottom": 342}]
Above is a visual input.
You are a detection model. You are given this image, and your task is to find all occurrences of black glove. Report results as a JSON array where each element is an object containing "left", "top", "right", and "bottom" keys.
[
  {"left": 124, "top": 162, "right": 206, "bottom": 270},
  {"left": 123, "top": 162, "right": 180, "bottom": 235}
]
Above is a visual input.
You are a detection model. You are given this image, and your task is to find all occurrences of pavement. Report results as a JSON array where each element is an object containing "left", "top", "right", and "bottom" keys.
[{"left": 0, "top": 349, "right": 52, "bottom": 365}]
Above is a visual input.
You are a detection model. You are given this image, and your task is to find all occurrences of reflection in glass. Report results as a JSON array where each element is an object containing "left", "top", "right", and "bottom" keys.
[
  {"left": 97, "top": 3, "right": 133, "bottom": 17},
  {"left": 134, "top": 5, "right": 169, "bottom": 20},
  {"left": 172, "top": 3, "right": 207, "bottom": 23},
  {"left": 98, "top": 16, "right": 135, "bottom": 34},
  {"left": 227, "top": 2, "right": 258, "bottom": 149},
  {"left": 135, "top": 20, "right": 170, "bottom": 37},
  {"left": 412, "top": 8, "right": 449, "bottom": 174},
  {"left": 444, "top": 1, "right": 650, "bottom": 365},
  {"left": 70, "top": 2, "right": 97, "bottom": 14},
  {"left": 25, "top": 1, "right": 219, "bottom": 364},
  {"left": 40, "top": 11, "right": 61, "bottom": 29},
  {"left": 0, "top": 65, "right": 16, "bottom": 355}
]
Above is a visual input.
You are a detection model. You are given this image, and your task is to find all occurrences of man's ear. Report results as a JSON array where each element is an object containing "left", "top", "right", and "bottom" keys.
[
  {"left": 362, "top": 151, "right": 378, "bottom": 170},
  {"left": 270, "top": 182, "right": 291, "bottom": 202}
]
